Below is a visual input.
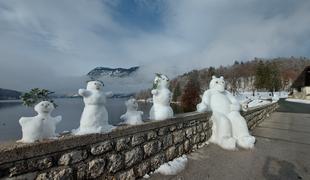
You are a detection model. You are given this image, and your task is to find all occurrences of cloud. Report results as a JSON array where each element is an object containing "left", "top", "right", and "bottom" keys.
[{"left": 0, "top": 0, "right": 309, "bottom": 93}]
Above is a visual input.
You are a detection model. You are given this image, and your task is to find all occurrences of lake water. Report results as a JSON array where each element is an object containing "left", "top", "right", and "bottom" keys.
[{"left": 0, "top": 98, "right": 183, "bottom": 143}]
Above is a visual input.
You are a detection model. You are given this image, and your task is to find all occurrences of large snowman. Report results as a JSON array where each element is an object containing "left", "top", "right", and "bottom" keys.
[
  {"left": 120, "top": 98, "right": 143, "bottom": 125},
  {"left": 75, "top": 80, "right": 114, "bottom": 135},
  {"left": 197, "top": 76, "right": 255, "bottom": 150},
  {"left": 149, "top": 74, "right": 174, "bottom": 120},
  {"left": 18, "top": 101, "right": 62, "bottom": 143}
]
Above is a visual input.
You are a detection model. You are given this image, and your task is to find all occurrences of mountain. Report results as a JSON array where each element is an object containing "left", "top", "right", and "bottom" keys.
[
  {"left": 0, "top": 88, "right": 22, "bottom": 100},
  {"left": 87, "top": 66, "right": 139, "bottom": 79}
]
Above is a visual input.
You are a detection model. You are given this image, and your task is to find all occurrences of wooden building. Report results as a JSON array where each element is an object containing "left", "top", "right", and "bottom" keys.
[{"left": 291, "top": 66, "right": 310, "bottom": 99}]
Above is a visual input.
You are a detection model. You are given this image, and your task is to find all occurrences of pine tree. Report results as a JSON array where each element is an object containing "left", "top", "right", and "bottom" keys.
[{"left": 180, "top": 71, "right": 201, "bottom": 112}]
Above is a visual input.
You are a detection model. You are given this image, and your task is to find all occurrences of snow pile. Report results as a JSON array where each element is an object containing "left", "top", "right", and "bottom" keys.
[
  {"left": 149, "top": 74, "right": 174, "bottom": 120},
  {"left": 120, "top": 98, "right": 143, "bottom": 125},
  {"left": 18, "top": 101, "right": 62, "bottom": 143},
  {"left": 154, "top": 155, "right": 188, "bottom": 175},
  {"left": 197, "top": 76, "right": 255, "bottom": 150},
  {"left": 74, "top": 80, "right": 114, "bottom": 135},
  {"left": 247, "top": 99, "right": 271, "bottom": 108},
  {"left": 286, "top": 98, "right": 310, "bottom": 104}
]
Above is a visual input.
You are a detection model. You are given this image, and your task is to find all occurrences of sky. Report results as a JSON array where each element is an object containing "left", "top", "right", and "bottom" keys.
[{"left": 0, "top": 0, "right": 310, "bottom": 93}]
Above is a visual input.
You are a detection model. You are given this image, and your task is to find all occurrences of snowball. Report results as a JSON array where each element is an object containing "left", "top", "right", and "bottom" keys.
[
  {"left": 149, "top": 74, "right": 174, "bottom": 120},
  {"left": 18, "top": 101, "right": 62, "bottom": 143},
  {"left": 154, "top": 155, "right": 188, "bottom": 175},
  {"left": 74, "top": 80, "right": 114, "bottom": 135},
  {"left": 120, "top": 98, "right": 143, "bottom": 125}
]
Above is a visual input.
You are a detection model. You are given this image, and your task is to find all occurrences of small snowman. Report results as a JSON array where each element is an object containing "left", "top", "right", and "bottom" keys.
[
  {"left": 18, "top": 101, "right": 62, "bottom": 143},
  {"left": 75, "top": 80, "right": 114, "bottom": 135},
  {"left": 149, "top": 73, "right": 174, "bottom": 120},
  {"left": 120, "top": 98, "right": 143, "bottom": 125}
]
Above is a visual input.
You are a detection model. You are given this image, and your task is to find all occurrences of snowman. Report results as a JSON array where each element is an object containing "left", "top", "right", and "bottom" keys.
[
  {"left": 149, "top": 74, "right": 174, "bottom": 120},
  {"left": 120, "top": 98, "right": 143, "bottom": 125},
  {"left": 197, "top": 76, "right": 255, "bottom": 150},
  {"left": 75, "top": 80, "right": 114, "bottom": 135},
  {"left": 18, "top": 101, "right": 62, "bottom": 143}
]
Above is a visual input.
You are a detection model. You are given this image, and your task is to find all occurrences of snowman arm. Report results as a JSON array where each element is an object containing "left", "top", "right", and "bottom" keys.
[
  {"left": 197, "top": 90, "right": 211, "bottom": 112},
  {"left": 120, "top": 114, "right": 126, "bottom": 120},
  {"left": 225, "top": 90, "right": 241, "bottom": 111},
  {"left": 151, "top": 89, "right": 158, "bottom": 95},
  {"left": 19, "top": 117, "right": 29, "bottom": 125},
  {"left": 105, "top": 91, "right": 113, "bottom": 98},
  {"left": 202, "top": 90, "right": 211, "bottom": 107},
  {"left": 78, "top": 89, "right": 91, "bottom": 97},
  {"left": 54, "top": 116, "right": 62, "bottom": 124}
]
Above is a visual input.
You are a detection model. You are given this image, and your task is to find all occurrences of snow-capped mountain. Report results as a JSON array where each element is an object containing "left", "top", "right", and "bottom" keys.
[{"left": 87, "top": 66, "right": 139, "bottom": 79}]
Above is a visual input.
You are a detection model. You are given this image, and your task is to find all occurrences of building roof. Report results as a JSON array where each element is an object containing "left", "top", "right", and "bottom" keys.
[{"left": 291, "top": 66, "right": 310, "bottom": 88}]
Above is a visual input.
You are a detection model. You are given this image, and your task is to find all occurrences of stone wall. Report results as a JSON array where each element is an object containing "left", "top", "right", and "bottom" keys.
[{"left": 0, "top": 103, "right": 278, "bottom": 180}]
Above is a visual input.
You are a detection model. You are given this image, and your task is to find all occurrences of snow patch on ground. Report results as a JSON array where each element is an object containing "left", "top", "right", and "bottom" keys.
[
  {"left": 236, "top": 91, "right": 288, "bottom": 108},
  {"left": 285, "top": 98, "right": 310, "bottom": 104},
  {"left": 154, "top": 155, "right": 188, "bottom": 175}
]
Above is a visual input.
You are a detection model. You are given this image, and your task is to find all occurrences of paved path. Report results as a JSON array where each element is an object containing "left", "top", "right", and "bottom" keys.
[{"left": 147, "top": 111, "right": 310, "bottom": 180}]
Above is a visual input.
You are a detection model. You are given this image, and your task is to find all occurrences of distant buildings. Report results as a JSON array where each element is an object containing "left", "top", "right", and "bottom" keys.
[{"left": 291, "top": 66, "right": 310, "bottom": 100}]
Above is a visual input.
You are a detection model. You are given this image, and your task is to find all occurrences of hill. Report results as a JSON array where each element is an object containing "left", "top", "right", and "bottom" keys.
[
  {"left": 0, "top": 88, "right": 22, "bottom": 100},
  {"left": 135, "top": 57, "right": 310, "bottom": 100}
]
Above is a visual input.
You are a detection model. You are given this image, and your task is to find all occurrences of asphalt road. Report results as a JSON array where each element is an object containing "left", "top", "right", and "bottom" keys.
[
  {"left": 277, "top": 99, "right": 310, "bottom": 114},
  {"left": 147, "top": 101, "right": 310, "bottom": 180}
]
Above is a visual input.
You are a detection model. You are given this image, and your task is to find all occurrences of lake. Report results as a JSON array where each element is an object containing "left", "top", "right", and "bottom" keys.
[{"left": 0, "top": 98, "right": 183, "bottom": 143}]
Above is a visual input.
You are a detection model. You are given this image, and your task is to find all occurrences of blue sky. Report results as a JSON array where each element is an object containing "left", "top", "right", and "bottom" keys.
[{"left": 0, "top": 0, "right": 310, "bottom": 92}]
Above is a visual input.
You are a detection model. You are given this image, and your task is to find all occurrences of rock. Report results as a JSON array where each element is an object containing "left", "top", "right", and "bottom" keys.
[
  {"left": 58, "top": 150, "right": 87, "bottom": 166},
  {"left": 125, "top": 147, "right": 143, "bottom": 168},
  {"left": 150, "top": 153, "right": 165, "bottom": 171},
  {"left": 146, "top": 130, "right": 157, "bottom": 140},
  {"left": 88, "top": 158, "right": 106, "bottom": 178},
  {"left": 165, "top": 146, "right": 176, "bottom": 161},
  {"left": 75, "top": 163, "right": 88, "bottom": 179},
  {"left": 36, "top": 157, "right": 53, "bottom": 170},
  {"left": 131, "top": 133, "right": 145, "bottom": 146},
  {"left": 8, "top": 172, "right": 37, "bottom": 180},
  {"left": 197, "top": 124, "right": 203, "bottom": 132},
  {"left": 90, "top": 141, "right": 112, "bottom": 155},
  {"left": 143, "top": 140, "right": 161, "bottom": 157},
  {"left": 177, "top": 123, "right": 183, "bottom": 129},
  {"left": 169, "top": 125, "right": 176, "bottom": 132},
  {"left": 9, "top": 161, "right": 28, "bottom": 177},
  {"left": 185, "top": 128, "right": 193, "bottom": 138},
  {"left": 184, "top": 140, "right": 190, "bottom": 152},
  {"left": 107, "top": 154, "right": 124, "bottom": 173},
  {"left": 158, "top": 127, "right": 169, "bottom": 136},
  {"left": 116, "top": 168, "right": 135, "bottom": 180},
  {"left": 177, "top": 144, "right": 184, "bottom": 156},
  {"left": 162, "top": 134, "right": 173, "bottom": 149},
  {"left": 173, "top": 130, "right": 184, "bottom": 144},
  {"left": 116, "top": 137, "right": 130, "bottom": 151},
  {"left": 202, "top": 122, "right": 208, "bottom": 130},
  {"left": 134, "top": 161, "right": 150, "bottom": 177},
  {"left": 36, "top": 167, "right": 73, "bottom": 180}
]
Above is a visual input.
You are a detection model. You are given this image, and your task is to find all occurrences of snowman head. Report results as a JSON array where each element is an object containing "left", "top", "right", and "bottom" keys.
[
  {"left": 34, "top": 101, "right": 55, "bottom": 114},
  {"left": 153, "top": 73, "right": 169, "bottom": 89},
  {"left": 209, "top": 76, "right": 225, "bottom": 92},
  {"left": 87, "top": 80, "right": 104, "bottom": 91},
  {"left": 125, "top": 98, "right": 138, "bottom": 111}
]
